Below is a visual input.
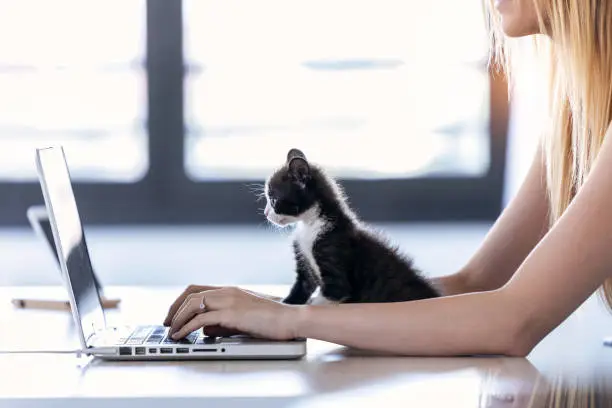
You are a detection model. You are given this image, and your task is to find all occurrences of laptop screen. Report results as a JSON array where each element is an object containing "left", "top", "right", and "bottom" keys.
[
  {"left": 33, "top": 211, "right": 60, "bottom": 264},
  {"left": 27, "top": 205, "right": 104, "bottom": 294},
  {"left": 35, "top": 147, "right": 106, "bottom": 347}
]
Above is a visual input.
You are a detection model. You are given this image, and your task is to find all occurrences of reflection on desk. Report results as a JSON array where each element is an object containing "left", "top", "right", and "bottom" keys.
[{"left": 1, "top": 286, "right": 612, "bottom": 408}]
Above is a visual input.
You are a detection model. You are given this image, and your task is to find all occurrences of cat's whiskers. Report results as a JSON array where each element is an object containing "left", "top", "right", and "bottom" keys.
[
  {"left": 246, "top": 183, "right": 266, "bottom": 201},
  {"left": 257, "top": 207, "right": 267, "bottom": 217},
  {"left": 246, "top": 182, "right": 265, "bottom": 190}
]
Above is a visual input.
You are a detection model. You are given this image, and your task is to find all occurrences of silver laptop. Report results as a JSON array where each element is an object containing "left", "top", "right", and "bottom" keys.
[
  {"left": 35, "top": 145, "right": 307, "bottom": 360},
  {"left": 27, "top": 205, "right": 105, "bottom": 295}
]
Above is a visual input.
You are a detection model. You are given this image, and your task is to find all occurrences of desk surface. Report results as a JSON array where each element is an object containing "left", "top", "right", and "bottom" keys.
[{"left": 1, "top": 286, "right": 612, "bottom": 408}]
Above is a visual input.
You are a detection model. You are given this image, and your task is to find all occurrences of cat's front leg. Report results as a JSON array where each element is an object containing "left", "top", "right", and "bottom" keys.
[
  {"left": 317, "top": 256, "right": 352, "bottom": 304},
  {"left": 283, "top": 272, "right": 317, "bottom": 305},
  {"left": 319, "top": 277, "right": 351, "bottom": 304},
  {"left": 283, "top": 275, "right": 317, "bottom": 304},
  {"left": 282, "top": 246, "right": 318, "bottom": 305}
]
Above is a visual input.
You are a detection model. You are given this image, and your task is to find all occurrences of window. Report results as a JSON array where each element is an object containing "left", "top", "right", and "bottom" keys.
[
  {"left": 0, "top": 0, "right": 147, "bottom": 182},
  {"left": 0, "top": 1, "right": 508, "bottom": 226},
  {"left": 184, "top": 0, "right": 492, "bottom": 181}
]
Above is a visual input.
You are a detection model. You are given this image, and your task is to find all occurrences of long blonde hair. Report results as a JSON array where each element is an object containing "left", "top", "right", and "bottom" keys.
[{"left": 484, "top": 0, "right": 612, "bottom": 308}]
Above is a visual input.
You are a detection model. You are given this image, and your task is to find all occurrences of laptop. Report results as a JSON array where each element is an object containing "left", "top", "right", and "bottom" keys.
[
  {"left": 35, "top": 146, "right": 307, "bottom": 360},
  {"left": 25, "top": 205, "right": 120, "bottom": 309},
  {"left": 27, "top": 205, "right": 102, "bottom": 290}
]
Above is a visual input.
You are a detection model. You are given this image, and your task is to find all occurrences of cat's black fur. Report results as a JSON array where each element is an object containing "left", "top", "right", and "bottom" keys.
[{"left": 264, "top": 148, "right": 440, "bottom": 304}]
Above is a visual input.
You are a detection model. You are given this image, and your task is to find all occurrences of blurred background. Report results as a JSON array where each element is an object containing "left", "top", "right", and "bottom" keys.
[{"left": 0, "top": 0, "right": 544, "bottom": 287}]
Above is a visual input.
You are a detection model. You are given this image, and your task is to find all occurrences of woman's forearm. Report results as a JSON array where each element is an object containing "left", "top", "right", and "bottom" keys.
[{"left": 294, "top": 291, "right": 526, "bottom": 356}]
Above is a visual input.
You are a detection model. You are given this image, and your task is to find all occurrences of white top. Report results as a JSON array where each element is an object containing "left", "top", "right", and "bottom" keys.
[{"left": 1, "top": 285, "right": 611, "bottom": 407}]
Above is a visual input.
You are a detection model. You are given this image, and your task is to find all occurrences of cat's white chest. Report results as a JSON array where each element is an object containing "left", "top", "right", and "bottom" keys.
[{"left": 293, "top": 217, "right": 327, "bottom": 283}]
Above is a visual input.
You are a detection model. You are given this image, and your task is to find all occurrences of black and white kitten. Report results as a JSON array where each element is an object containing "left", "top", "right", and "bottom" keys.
[{"left": 263, "top": 148, "right": 440, "bottom": 305}]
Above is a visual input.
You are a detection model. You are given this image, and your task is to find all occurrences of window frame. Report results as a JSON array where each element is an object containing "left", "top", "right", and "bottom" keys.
[{"left": 0, "top": 0, "right": 509, "bottom": 226}]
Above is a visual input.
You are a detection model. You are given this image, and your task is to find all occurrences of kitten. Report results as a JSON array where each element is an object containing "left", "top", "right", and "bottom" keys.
[{"left": 263, "top": 148, "right": 440, "bottom": 305}]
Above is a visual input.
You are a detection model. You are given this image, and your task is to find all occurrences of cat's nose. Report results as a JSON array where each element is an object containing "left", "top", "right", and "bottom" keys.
[{"left": 264, "top": 206, "right": 270, "bottom": 217}]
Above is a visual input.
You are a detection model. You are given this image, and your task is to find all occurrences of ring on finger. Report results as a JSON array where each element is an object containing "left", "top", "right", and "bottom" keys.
[{"left": 198, "top": 295, "right": 206, "bottom": 311}]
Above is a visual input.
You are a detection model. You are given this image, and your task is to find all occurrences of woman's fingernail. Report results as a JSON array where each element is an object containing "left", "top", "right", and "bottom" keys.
[{"left": 171, "top": 333, "right": 179, "bottom": 339}]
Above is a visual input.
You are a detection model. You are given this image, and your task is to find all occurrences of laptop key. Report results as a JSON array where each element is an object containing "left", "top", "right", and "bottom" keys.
[
  {"left": 151, "top": 327, "right": 166, "bottom": 336},
  {"left": 146, "top": 336, "right": 163, "bottom": 344},
  {"left": 162, "top": 332, "right": 198, "bottom": 344},
  {"left": 183, "top": 333, "right": 198, "bottom": 344},
  {"left": 143, "top": 326, "right": 167, "bottom": 344},
  {"left": 126, "top": 326, "right": 153, "bottom": 344}
]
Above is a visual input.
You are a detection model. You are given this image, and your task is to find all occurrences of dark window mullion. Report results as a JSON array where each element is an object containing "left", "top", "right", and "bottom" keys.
[{"left": 146, "top": 0, "right": 185, "bottom": 213}]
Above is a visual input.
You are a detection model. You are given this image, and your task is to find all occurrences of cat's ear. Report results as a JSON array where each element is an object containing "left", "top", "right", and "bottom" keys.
[{"left": 286, "top": 149, "right": 310, "bottom": 186}]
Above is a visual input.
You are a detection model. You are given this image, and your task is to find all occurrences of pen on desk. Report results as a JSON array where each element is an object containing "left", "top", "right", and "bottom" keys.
[
  {"left": 11, "top": 297, "right": 121, "bottom": 310},
  {"left": 11, "top": 298, "right": 71, "bottom": 310}
]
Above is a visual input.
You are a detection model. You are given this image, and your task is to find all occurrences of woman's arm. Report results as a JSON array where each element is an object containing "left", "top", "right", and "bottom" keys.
[
  {"left": 435, "top": 144, "right": 550, "bottom": 295},
  {"left": 167, "top": 127, "right": 612, "bottom": 357}
]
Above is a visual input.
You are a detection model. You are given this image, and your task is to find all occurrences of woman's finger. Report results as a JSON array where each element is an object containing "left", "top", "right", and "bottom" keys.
[
  {"left": 163, "top": 285, "right": 200, "bottom": 326},
  {"left": 170, "top": 288, "right": 233, "bottom": 333},
  {"left": 170, "top": 294, "right": 193, "bottom": 327},
  {"left": 170, "top": 294, "right": 204, "bottom": 334},
  {"left": 164, "top": 285, "right": 220, "bottom": 326},
  {"left": 171, "top": 311, "right": 226, "bottom": 340}
]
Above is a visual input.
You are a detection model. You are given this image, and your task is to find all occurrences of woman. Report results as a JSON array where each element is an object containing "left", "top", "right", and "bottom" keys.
[{"left": 164, "top": 0, "right": 612, "bottom": 356}]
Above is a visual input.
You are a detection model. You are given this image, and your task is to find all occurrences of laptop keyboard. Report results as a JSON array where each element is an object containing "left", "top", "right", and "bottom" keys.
[{"left": 122, "top": 325, "right": 198, "bottom": 345}]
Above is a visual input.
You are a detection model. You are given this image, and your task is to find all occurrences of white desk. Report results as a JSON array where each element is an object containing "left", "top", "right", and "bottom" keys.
[{"left": 1, "top": 286, "right": 612, "bottom": 407}]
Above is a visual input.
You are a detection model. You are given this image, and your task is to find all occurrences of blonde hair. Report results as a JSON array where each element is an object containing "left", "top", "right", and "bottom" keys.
[{"left": 484, "top": 0, "right": 612, "bottom": 309}]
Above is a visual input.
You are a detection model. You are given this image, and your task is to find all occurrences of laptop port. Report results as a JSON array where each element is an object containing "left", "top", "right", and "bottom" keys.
[
  {"left": 160, "top": 348, "right": 173, "bottom": 354},
  {"left": 148, "top": 348, "right": 157, "bottom": 354},
  {"left": 193, "top": 348, "right": 216, "bottom": 353},
  {"left": 135, "top": 347, "right": 146, "bottom": 355},
  {"left": 176, "top": 348, "right": 189, "bottom": 354},
  {"left": 119, "top": 347, "right": 132, "bottom": 356}
]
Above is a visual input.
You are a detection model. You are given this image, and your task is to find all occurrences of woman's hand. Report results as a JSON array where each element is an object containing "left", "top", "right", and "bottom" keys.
[
  {"left": 163, "top": 284, "right": 282, "bottom": 326},
  {"left": 165, "top": 286, "right": 301, "bottom": 341}
]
